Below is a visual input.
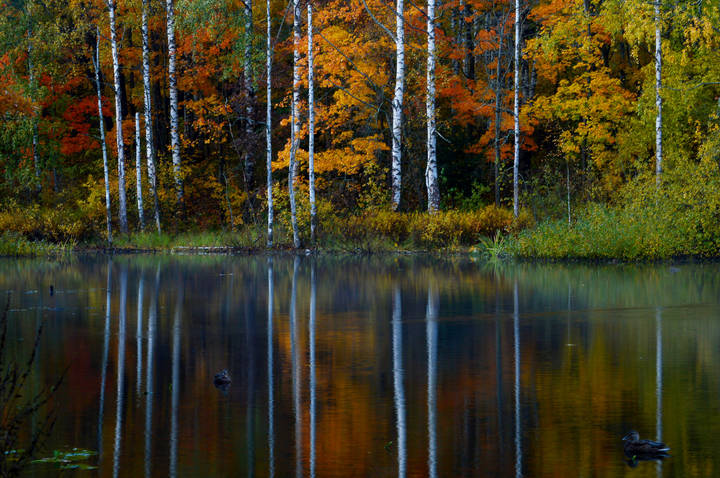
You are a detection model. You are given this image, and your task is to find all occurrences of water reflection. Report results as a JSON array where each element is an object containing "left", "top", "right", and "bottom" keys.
[
  {"left": 426, "top": 285, "right": 438, "bottom": 478},
  {"left": 290, "top": 257, "right": 302, "bottom": 478},
  {"left": 113, "top": 267, "right": 127, "bottom": 478},
  {"left": 98, "top": 262, "right": 111, "bottom": 458},
  {"left": 309, "top": 262, "right": 317, "bottom": 478},
  {"left": 656, "top": 307, "right": 663, "bottom": 477},
  {"left": 392, "top": 285, "right": 406, "bottom": 478},
  {"left": 513, "top": 279, "right": 522, "bottom": 478},
  {"left": 145, "top": 266, "right": 159, "bottom": 478},
  {"left": 170, "top": 280, "right": 183, "bottom": 478},
  {"left": 267, "top": 259, "right": 275, "bottom": 478},
  {"left": 5, "top": 256, "right": 720, "bottom": 477}
]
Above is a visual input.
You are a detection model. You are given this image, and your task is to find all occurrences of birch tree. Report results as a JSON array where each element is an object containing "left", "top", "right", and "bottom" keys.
[
  {"left": 135, "top": 112, "right": 145, "bottom": 231},
  {"left": 513, "top": 0, "right": 521, "bottom": 218},
  {"left": 308, "top": 0, "right": 317, "bottom": 244},
  {"left": 108, "top": 0, "right": 129, "bottom": 233},
  {"left": 425, "top": 0, "right": 439, "bottom": 212},
  {"left": 391, "top": 0, "right": 405, "bottom": 211},
  {"left": 288, "top": 0, "right": 301, "bottom": 248},
  {"left": 266, "top": 0, "right": 274, "bottom": 247},
  {"left": 142, "top": 0, "right": 161, "bottom": 232},
  {"left": 655, "top": 0, "right": 662, "bottom": 185},
  {"left": 244, "top": 0, "right": 255, "bottom": 187},
  {"left": 93, "top": 27, "right": 112, "bottom": 243},
  {"left": 166, "top": 0, "right": 184, "bottom": 212},
  {"left": 27, "top": 28, "right": 40, "bottom": 193}
]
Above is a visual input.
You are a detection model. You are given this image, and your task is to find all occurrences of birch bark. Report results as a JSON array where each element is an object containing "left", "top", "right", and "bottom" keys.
[
  {"left": 425, "top": 0, "right": 439, "bottom": 212},
  {"left": 513, "top": 0, "right": 520, "bottom": 218},
  {"left": 142, "top": 0, "right": 161, "bottom": 232},
  {"left": 108, "top": 0, "right": 129, "bottom": 233},
  {"left": 166, "top": 0, "right": 184, "bottom": 211},
  {"left": 135, "top": 112, "right": 145, "bottom": 231},
  {"left": 308, "top": 1, "right": 317, "bottom": 244},
  {"left": 289, "top": 0, "right": 301, "bottom": 248},
  {"left": 391, "top": 0, "right": 405, "bottom": 211},
  {"left": 655, "top": 0, "right": 663, "bottom": 185},
  {"left": 266, "top": 0, "right": 274, "bottom": 247},
  {"left": 94, "top": 27, "right": 113, "bottom": 243},
  {"left": 244, "top": 0, "right": 256, "bottom": 187},
  {"left": 27, "top": 31, "right": 40, "bottom": 193}
]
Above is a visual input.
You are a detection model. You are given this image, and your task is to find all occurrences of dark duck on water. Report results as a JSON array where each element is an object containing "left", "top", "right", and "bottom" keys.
[
  {"left": 213, "top": 369, "right": 231, "bottom": 388},
  {"left": 622, "top": 431, "right": 670, "bottom": 461}
]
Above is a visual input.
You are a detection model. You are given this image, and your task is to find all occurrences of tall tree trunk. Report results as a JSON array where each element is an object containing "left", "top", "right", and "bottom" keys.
[
  {"left": 244, "top": 0, "right": 256, "bottom": 188},
  {"left": 462, "top": 1, "right": 475, "bottom": 80},
  {"left": 655, "top": 0, "right": 663, "bottom": 185},
  {"left": 391, "top": 0, "right": 405, "bottom": 211},
  {"left": 425, "top": 0, "right": 439, "bottom": 212},
  {"left": 266, "top": 0, "right": 274, "bottom": 247},
  {"left": 289, "top": 0, "right": 301, "bottom": 248},
  {"left": 494, "top": 24, "right": 505, "bottom": 208},
  {"left": 27, "top": 31, "right": 41, "bottom": 194},
  {"left": 513, "top": 0, "right": 521, "bottom": 218},
  {"left": 108, "top": 0, "right": 129, "bottom": 233},
  {"left": 166, "top": 0, "right": 184, "bottom": 212},
  {"left": 135, "top": 113, "right": 145, "bottom": 231},
  {"left": 142, "top": 0, "right": 161, "bottom": 233},
  {"left": 308, "top": 1, "right": 317, "bottom": 245},
  {"left": 94, "top": 27, "right": 113, "bottom": 243},
  {"left": 451, "top": 7, "right": 460, "bottom": 76}
]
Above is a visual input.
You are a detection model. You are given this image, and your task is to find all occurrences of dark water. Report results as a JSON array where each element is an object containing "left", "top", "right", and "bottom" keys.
[{"left": 3, "top": 255, "right": 720, "bottom": 477}]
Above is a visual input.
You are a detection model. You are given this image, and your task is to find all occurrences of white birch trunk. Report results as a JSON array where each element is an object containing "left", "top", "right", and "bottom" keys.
[
  {"left": 27, "top": 34, "right": 41, "bottom": 193},
  {"left": 166, "top": 0, "right": 184, "bottom": 211},
  {"left": 655, "top": 0, "right": 662, "bottom": 185},
  {"left": 135, "top": 113, "right": 145, "bottom": 231},
  {"left": 94, "top": 27, "right": 113, "bottom": 243},
  {"left": 244, "top": 0, "right": 256, "bottom": 187},
  {"left": 513, "top": 0, "right": 521, "bottom": 218},
  {"left": 266, "top": 0, "right": 274, "bottom": 247},
  {"left": 425, "top": 0, "right": 439, "bottom": 213},
  {"left": 142, "top": 0, "right": 161, "bottom": 233},
  {"left": 108, "top": 0, "right": 129, "bottom": 233},
  {"left": 391, "top": 0, "right": 405, "bottom": 211},
  {"left": 308, "top": 1, "right": 317, "bottom": 244},
  {"left": 289, "top": 0, "right": 301, "bottom": 248}
]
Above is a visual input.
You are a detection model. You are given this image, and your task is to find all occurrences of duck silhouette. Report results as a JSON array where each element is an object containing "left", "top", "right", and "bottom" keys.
[
  {"left": 213, "top": 369, "right": 231, "bottom": 389},
  {"left": 622, "top": 431, "right": 670, "bottom": 462}
]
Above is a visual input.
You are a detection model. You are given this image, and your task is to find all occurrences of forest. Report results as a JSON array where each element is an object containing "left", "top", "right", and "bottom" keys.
[{"left": 1, "top": 0, "right": 720, "bottom": 258}]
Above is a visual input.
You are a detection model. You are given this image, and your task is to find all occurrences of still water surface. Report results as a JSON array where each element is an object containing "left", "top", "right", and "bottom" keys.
[{"left": 3, "top": 255, "right": 720, "bottom": 477}]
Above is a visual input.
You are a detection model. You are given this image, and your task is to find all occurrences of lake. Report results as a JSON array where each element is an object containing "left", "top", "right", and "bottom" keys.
[{"left": 2, "top": 255, "right": 719, "bottom": 477}]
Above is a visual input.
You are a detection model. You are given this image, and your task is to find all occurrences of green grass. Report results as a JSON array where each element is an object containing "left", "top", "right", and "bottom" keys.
[
  {"left": 505, "top": 202, "right": 720, "bottom": 261},
  {"left": 0, "top": 233, "right": 73, "bottom": 257},
  {"left": 105, "top": 228, "right": 265, "bottom": 251}
]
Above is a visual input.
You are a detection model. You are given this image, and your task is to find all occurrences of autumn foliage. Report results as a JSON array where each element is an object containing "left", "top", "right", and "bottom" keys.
[{"left": 1, "top": 0, "right": 720, "bottom": 247}]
